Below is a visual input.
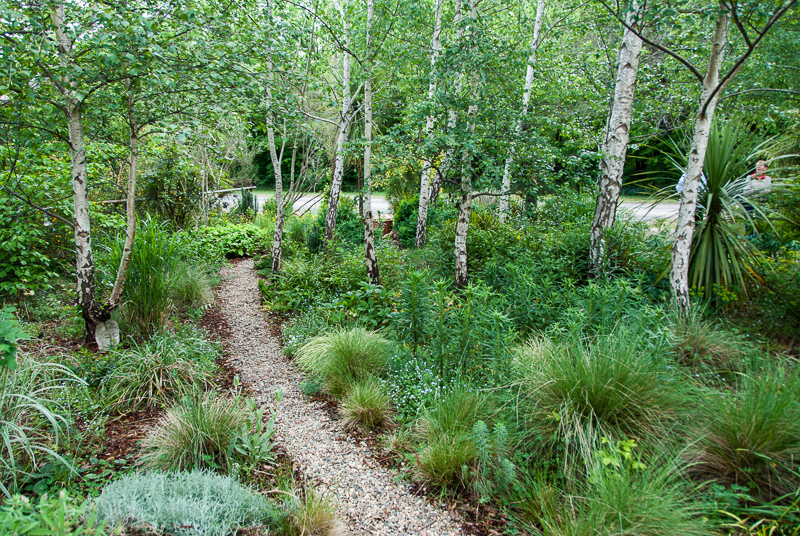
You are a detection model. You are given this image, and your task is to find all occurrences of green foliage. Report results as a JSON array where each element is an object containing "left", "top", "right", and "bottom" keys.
[
  {"left": 95, "top": 469, "right": 278, "bottom": 536},
  {"left": 102, "top": 217, "right": 178, "bottom": 337},
  {"left": 466, "top": 420, "right": 516, "bottom": 504},
  {"left": 328, "top": 282, "right": 393, "bottom": 329},
  {"left": 0, "top": 196, "right": 55, "bottom": 299},
  {"left": 0, "top": 354, "right": 80, "bottom": 496},
  {"left": 140, "top": 144, "right": 203, "bottom": 228},
  {"left": 191, "top": 223, "right": 272, "bottom": 259},
  {"left": 678, "top": 122, "right": 772, "bottom": 301},
  {"left": 102, "top": 326, "right": 219, "bottom": 412},
  {"left": 514, "top": 328, "right": 683, "bottom": 468},
  {"left": 670, "top": 307, "right": 750, "bottom": 375},
  {"left": 691, "top": 363, "right": 800, "bottom": 502},
  {"left": 0, "top": 307, "right": 30, "bottom": 370},
  {"left": 0, "top": 490, "right": 112, "bottom": 535},
  {"left": 295, "top": 328, "right": 391, "bottom": 398},
  {"left": 140, "top": 389, "right": 278, "bottom": 476},
  {"left": 392, "top": 197, "right": 455, "bottom": 248},
  {"left": 236, "top": 188, "right": 258, "bottom": 215},
  {"left": 171, "top": 265, "right": 216, "bottom": 312},
  {"left": 314, "top": 195, "right": 363, "bottom": 245},
  {"left": 298, "top": 379, "right": 321, "bottom": 397},
  {"left": 339, "top": 377, "right": 393, "bottom": 432},
  {"left": 544, "top": 461, "right": 709, "bottom": 536}
]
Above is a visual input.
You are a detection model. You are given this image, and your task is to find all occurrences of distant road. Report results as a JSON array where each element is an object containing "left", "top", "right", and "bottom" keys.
[
  {"left": 254, "top": 193, "right": 393, "bottom": 216},
  {"left": 618, "top": 200, "right": 680, "bottom": 222},
  {"left": 253, "top": 193, "right": 678, "bottom": 222}
]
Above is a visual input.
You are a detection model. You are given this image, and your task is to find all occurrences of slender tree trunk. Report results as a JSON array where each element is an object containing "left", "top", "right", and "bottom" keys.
[
  {"left": 363, "top": 0, "right": 380, "bottom": 284},
  {"left": 267, "top": 100, "right": 285, "bottom": 271},
  {"left": 454, "top": 0, "right": 479, "bottom": 289},
  {"left": 431, "top": 0, "right": 466, "bottom": 206},
  {"left": 415, "top": 0, "right": 444, "bottom": 247},
  {"left": 54, "top": 5, "right": 107, "bottom": 340},
  {"left": 108, "top": 120, "right": 139, "bottom": 309},
  {"left": 670, "top": 11, "right": 729, "bottom": 313},
  {"left": 499, "top": 0, "right": 545, "bottom": 221},
  {"left": 271, "top": 208, "right": 286, "bottom": 272},
  {"left": 325, "top": 0, "right": 352, "bottom": 243},
  {"left": 589, "top": 2, "right": 643, "bottom": 274}
]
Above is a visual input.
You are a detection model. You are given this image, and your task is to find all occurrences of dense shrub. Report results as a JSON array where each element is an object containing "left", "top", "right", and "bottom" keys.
[
  {"left": 95, "top": 470, "right": 278, "bottom": 536},
  {"left": 392, "top": 196, "right": 455, "bottom": 248},
  {"left": 190, "top": 223, "right": 273, "bottom": 258}
]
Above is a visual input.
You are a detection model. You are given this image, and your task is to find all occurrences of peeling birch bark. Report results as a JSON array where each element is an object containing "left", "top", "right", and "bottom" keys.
[
  {"left": 415, "top": 0, "right": 443, "bottom": 248},
  {"left": 670, "top": 12, "right": 730, "bottom": 313},
  {"left": 363, "top": 0, "right": 380, "bottom": 284},
  {"left": 324, "top": 0, "right": 352, "bottom": 243},
  {"left": 431, "top": 0, "right": 466, "bottom": 206},
  {"left": 454, "top": 0, "right": 479, "bottom": 289},
  {"left": 589, "top": 2, "right": 643, "bottom": 274},
  {"left": 499, "top": 0, "right": 545, "bottom": 222}
]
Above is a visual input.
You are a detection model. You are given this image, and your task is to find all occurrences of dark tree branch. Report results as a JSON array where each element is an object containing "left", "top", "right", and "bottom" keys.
[
  {"left": 4, "top": 188, "right": 75, "bottom": 229},
  {"left": 595, "top": 0, "right": 705, "bottom": 82}
]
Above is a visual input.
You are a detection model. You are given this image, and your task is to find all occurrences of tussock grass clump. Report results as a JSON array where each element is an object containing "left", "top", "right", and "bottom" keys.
[
  {"left": 414, "top": 387, "right": 488, "bottom": 488},
  {"left": 286, "top": 487, "right": 345, "bottom": 536},
  {"left": 542, "top": 462, "right": 708, "bottom": 536},
  {"left": 671, "top": 308, "right": 749, "bottom": 372},
  {"left": 103, "top": 327, "right": 217, "bottom": 412},
  {"left": 296, "top": 328, "right": 390, "bottom": 398},
  {"left": 172, "top": 266, "right": 216, "bottom": 311},
  {"left": 515, "top": 330, "right": 684, "bottom": 463},
  {"left": 105, "top": 218, "right": 178, "bottom": 337},
  {"left": 339, "top": 378, "right": 393, "bottom": 432},
  {"left": 140, "top": 392, "right": 247, "bottom": 473},
  {"left": 690, "top": 364, "right": 800, "bottom": 501},
  {"left": 0, "top": 356, "right": 79, "bottom": 494},
  {"left": 95, "top": 469, "right": 277, "bottom": 536}
]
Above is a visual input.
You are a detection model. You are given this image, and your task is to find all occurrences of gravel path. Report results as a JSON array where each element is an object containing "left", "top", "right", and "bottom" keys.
[{"left": 217, "top": 258, "right": 463, "bottom": 536}]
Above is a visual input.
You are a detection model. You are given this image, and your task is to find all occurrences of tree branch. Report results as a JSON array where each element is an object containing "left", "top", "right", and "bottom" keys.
[
  {"left": 4, "top": 188, "right": 75, "bottom": 229},
  {"left": 595, "top": 0, "right": 704, "bottom": 83}
]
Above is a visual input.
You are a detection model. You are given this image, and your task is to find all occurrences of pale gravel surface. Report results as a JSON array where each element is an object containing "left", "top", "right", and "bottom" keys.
[{"left": 217, "top": 258, "right": 463, "bottom": 536}]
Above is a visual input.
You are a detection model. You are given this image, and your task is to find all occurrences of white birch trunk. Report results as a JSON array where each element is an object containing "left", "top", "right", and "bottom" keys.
[
  {"left": 325, "top": 1, "right": 351, "bottom": 243},
  {"left": 670, "top": 12, "right": 730, "bottom": 313},
  {"left": 415, "top": 0, "right": 443, "bottom": 247},
  {"left": 498, "top": 0, "right": 545, "bottom": 221},
  {"left": 430, "top": 0, "right": 466, "bottom": 206},
  {"left": 454, "top": 0, "right": 479, "bottom": 289},
  {"left": 589, "top": 2, "right": 643, "bottom": 274},
  {"left": 54, "top": 5, "right": 107, "bottom": 339},
  {"left": 108, "top": 116, "right": 139, "bottom": 309},
  {"left": 363, "top": 0, "right": 380, "bottom": 284}
]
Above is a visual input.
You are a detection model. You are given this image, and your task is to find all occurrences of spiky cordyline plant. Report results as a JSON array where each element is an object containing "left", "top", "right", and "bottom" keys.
[{"left": 663, "top": 122, "right": 785, "bottom": 302}]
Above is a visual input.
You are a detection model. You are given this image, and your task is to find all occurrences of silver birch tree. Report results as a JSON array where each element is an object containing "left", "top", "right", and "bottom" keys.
[
  {"left": 454, "top": 0, "right": 479, "bottom": 289},
  {"left": 363, "top": 0, "right": 380, "bottom": 284},
  {"left": 414, "top": 0, "right": 444, "bottom": 247},
  {"left": 324, "top": 0, "right": 353, "bottom": 242},
  {"left": 599, "top": 0, "right": 797, "bottom": 312},
  {"left": 498, "top": 0, "right": 546, "bottom": 222},
  {"left": 589, "top": 1, "right": 643, "bottom": 274}
]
